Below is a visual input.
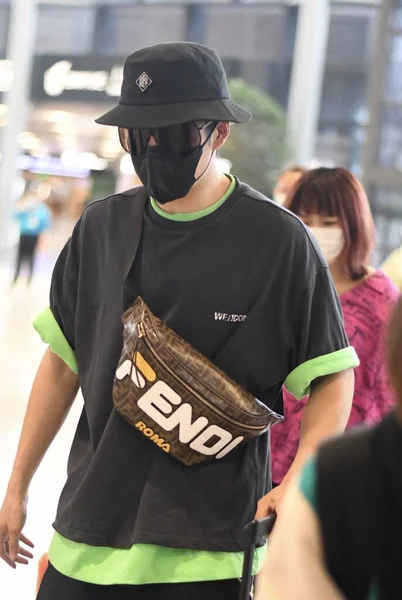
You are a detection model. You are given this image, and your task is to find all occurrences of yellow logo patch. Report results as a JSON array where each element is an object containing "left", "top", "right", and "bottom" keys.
[
  {"left": 135, "top": 420, "right": 171, "bottom": 453},
  {"left": 133, "top": 352, "right": 157, "bottom": 382}
]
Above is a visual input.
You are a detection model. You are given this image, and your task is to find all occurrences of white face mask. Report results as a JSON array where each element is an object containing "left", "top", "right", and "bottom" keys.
[
  {"left": 308, "top": 227, "right": 344, "bottom": 265},
  {"left": 274, "top": 192, "right": 287, "bottom": 206}
]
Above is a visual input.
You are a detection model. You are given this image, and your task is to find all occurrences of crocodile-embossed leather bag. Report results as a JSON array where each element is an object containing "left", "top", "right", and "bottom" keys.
[{"left": 113, "top": 297, "right": 283, "bottom": 466}]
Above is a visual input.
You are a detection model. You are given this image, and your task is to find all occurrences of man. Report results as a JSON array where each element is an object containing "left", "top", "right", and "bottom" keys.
[
  {"left": 273, "top": 165, "right": 306, "bottom": 205},
  {"left": 0, "top": 43, "right": 358, "bottom": 600}
]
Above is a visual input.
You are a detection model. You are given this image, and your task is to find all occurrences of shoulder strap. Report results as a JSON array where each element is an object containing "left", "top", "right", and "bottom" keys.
[
  {"left": 122, "top": 187, "right": 148, "bottom": 281},
  {"left": 80, "top": 185, "right": 147, "bottom": 284},
  {"left": 316, "top": 430, "right": 374, "bottom": 600}
]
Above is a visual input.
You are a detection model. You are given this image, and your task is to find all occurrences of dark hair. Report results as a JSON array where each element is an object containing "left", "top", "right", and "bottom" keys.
[
  {"left": 285, "top": 167, "right": 375, "bottom": 280},
  {"left": 387, "top": 297, "right": 402, "bottom": 419}
]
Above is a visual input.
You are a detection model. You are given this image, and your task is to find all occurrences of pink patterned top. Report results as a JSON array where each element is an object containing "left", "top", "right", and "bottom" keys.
[{"left": 271, "top": 270, "right": 399, "bottom": 485}]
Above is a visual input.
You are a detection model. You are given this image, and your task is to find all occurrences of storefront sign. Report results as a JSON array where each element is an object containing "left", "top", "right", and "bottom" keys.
[
  {"left": 43, "top": 60, "right": 123, "bottom": 98},
  {"left": 31, "top": 56, "right": 124, "bottom": 102}
]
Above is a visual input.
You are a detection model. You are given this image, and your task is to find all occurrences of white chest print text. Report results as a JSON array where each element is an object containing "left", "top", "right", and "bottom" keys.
[{"left": 214, "top": 312, "right": 247, "bottom": 323}]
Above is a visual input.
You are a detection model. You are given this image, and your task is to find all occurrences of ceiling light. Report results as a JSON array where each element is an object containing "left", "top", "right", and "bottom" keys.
[
  {"left": 81, "top": 152, "right": 108, "bottom": 171},
  {"left": 46, "top": 110, "right": 70, "bottom": 123},
  {"left": 61, "top": 150, "right": 108, "bottom": 171},
  {"left": 51, "top": 122, "right": 71, "bottom": 134},
  {"left": 31, "top": 145, "right": 49, "bottom": 158},
  {"left": 18, "top": 132, "right": 40, "bottom": 151},
  {"left": 60, "top": 150, "right": 78, "bottom": 167}
]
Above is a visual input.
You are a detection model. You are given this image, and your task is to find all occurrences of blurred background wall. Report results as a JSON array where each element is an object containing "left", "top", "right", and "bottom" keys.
[{"left": 0, "top": 0, "right": 399, "bottom": 262}]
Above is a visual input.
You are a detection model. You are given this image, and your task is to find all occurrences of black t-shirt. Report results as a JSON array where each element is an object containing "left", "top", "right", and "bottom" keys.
[{"left": 48, "top": 179, "right": 353, "bottom": 551}]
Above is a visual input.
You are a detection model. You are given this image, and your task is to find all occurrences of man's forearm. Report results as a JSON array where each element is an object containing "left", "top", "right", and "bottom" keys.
[
  {"left": 282, "top": 369, "right": 354, "bottom": 485},
  {"left": 5, "top": 348, "right": 79, "bottom": 500}
]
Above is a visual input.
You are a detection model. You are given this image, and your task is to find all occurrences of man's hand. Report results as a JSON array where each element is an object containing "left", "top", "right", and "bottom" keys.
[
  {"left": 0, "top": 349, "right": 79, "bottom": 571},
  {"left": 255, "top": 483, "right": 289, "bottom": 519},
  {"left": 256, "top": 371, "right": 354, "bottom": 521},
  {"left": 0, "top": 494, "right": 34, "bottom": 569}
]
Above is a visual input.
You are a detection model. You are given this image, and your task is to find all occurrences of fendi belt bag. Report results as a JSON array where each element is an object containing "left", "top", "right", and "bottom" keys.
[{"left": 113, "top": 297, "right": 283, "bottom": 466}]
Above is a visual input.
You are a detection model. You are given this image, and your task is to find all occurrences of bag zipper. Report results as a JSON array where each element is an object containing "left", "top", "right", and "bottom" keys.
[
  {"left": 145, "top": 313, "right": 275, "bottom": 421},
  {"left": 137, "top": 322, "right": 268, "bottom": 433}
]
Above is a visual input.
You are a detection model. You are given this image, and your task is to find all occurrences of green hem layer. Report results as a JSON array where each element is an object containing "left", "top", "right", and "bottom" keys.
[
  {"left": 150, "top": 174, "right": 235, "bottom": 222},
  {"left": 285, "top": 347, "right": 359, "bottom": 400},
  {"left": 33, "top": 307, "right": 78, "bottom": 374},
  {"left": 48, "top": 533, "right": 266, "bottom": 585}
]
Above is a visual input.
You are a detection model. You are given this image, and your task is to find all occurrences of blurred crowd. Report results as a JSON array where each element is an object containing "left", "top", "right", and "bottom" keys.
[{"left": 256, "top": 164, "right": 401, "bottom": 599}]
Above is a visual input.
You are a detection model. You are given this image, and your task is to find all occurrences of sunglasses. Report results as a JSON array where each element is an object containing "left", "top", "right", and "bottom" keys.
[{"left": 119, "top": 121, "right": 215, "bottom": 157}]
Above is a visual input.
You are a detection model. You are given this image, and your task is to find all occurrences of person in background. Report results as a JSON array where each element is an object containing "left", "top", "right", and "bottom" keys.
[
  {"left": 271, "top": 167, "right": 399, "bottom": 487},
  {"left": 12, "top": 191, "right": 51, "bottom": 285},
  {"left": 381, "top": 244, "right": 402, "bottom": 291},
  {"left": 272, "top": 165, "right": 306, "bottom": 205},
  {"left": 256, "top": 294, "right": 402, "bottom": 600}
]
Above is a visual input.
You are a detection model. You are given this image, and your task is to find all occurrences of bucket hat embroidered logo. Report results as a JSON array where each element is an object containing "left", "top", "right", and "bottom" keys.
[{"left": 136, "top": 72, "right": 152, "bottom": 93}]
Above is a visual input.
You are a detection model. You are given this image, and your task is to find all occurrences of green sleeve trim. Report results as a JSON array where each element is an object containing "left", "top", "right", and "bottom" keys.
[
  {"left": 285, "top": 346, "right": 359, "bottom": 400},
  {"left": 299, "top": 457, "right": 318, "bottom": 512},
  {"left": 33, "top": 307, "right": 78, "bottom": 374}
]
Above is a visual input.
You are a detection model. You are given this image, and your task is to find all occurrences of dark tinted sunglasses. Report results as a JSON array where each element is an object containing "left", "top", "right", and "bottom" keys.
[{"left": 119, "top": 121, "right": 216, "bottom": 157}]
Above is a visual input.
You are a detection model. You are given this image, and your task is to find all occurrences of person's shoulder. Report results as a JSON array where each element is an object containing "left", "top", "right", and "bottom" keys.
[
  {"left": 237, "top": 180, "right": 313, "bottom": 237},
  {"left": 345, "top": 271, "right": 400, "bottom": 320},
  {"left": 81, "top": 185, "right": 145, "bottom": 222},
  {"left": 69, "top": 186, "right": 146, "bottom": 248},
  {"left": 236, "top": 180, "right": 326, "bottom": 266},
  {"left": 236, "top": 180, "right": 299, "bottom": 222},
  {"left": 375, "top": 270, "right": 400, "bottom": 302},
  {"left": 77, "top": 186, "right": 146, "bottom": 235}
]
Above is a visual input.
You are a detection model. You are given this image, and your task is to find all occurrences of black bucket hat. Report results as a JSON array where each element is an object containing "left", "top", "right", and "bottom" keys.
[{"left": 96, "top": 42, "right": 251, "bottom": 129}]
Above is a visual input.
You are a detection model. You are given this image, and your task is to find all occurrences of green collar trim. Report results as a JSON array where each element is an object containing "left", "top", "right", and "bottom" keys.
[{"left": 150, "top": 174, "right": 236, "bottom": 222}]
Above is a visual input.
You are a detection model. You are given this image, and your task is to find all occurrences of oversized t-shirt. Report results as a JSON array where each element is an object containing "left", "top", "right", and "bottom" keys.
[{"left": 34, "top": 176, "right": 358, "bottom": 584}]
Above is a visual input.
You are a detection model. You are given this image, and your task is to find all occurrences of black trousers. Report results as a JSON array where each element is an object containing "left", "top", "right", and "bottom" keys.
[
  {"left": 37, "top": 563, "right": 246, "bottom": 600},
  {"left": 13, "top": 234, "right": 40, "bottom": 283}
]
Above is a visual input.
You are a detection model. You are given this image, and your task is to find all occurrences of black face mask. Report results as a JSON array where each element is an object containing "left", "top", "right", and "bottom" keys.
[{"left": 130, "top": 126, "right": 216, "bottom": 205}]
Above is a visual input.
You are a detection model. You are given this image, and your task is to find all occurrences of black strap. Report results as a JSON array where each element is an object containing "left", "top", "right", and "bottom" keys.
[
  {"left": 239, "top": 515, "right": 276, "bottom": 600},
  {"left": 123, "top": 187, "right": 148, "bottom": 282},
  {"left": 121, "top": 187, "right": 147, "bottom": 311}
]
